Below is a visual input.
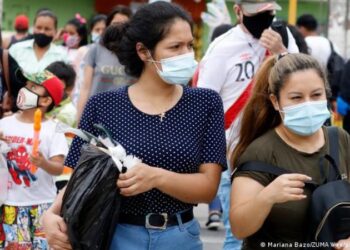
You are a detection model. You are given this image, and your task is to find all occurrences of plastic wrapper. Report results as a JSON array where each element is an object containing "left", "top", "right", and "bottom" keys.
[
  {"left": 60, "top": 124, "right": 140, "bottom": 250},
  {"left": 61, "top": 144, "right": 122, "bottom": 250}
]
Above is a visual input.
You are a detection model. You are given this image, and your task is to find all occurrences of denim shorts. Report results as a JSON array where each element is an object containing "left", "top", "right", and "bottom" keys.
[{"left": 109, "top": 217, "right": 203, "bottom": 250}]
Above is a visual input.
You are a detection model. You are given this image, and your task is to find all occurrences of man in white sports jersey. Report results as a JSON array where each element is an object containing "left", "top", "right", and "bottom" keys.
[{"left": 196, "top": 1, "right": 299, "bottom": 249}]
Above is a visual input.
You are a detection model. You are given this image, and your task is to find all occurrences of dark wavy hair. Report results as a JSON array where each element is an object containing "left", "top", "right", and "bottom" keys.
[
  {"left": 103, "top": 2, "right": 192, "bottom": 78},
  {"left": 106, "top": 5, "right": 132, "bottom": 26},
  {"left": 89, "top": 14, "right": 107, "bottom": 32}
]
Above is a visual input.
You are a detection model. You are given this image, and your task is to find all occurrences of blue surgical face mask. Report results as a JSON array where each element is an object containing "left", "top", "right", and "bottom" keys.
[
  {"left": 148, "top": 52, "right": 198, "bottom": 85},
  {"left": 281, "top": 100, "right": 330, "bottom": 136},
  {"left": 91, "top": 32, "right": 101, "bottom": 43}
]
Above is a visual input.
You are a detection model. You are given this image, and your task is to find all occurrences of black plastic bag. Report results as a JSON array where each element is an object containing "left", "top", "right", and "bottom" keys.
[{"left": 61, "top": 144, "right": 122, "bottom": 250}]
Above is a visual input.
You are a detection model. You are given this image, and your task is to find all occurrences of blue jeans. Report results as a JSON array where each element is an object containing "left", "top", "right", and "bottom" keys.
[
  {"left": 209, "top": 195, "right": 222, "bottom": 212},
  {"left": 110, "top": 217, "right": 203, "bottom": 250},
  {"left": 218, "top": 169, "right": 242, "bottom": 250}
]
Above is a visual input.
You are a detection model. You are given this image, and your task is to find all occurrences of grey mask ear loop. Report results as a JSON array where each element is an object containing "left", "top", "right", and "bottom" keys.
[
  {"left": 273, "top": 98, "right": 285, "bottom": 121},
  {"left": 146, "top": 50, "right": 162, "bottom": 71},
  {"left": 145, "top": 50, "right": 157, "bottom": 63}
]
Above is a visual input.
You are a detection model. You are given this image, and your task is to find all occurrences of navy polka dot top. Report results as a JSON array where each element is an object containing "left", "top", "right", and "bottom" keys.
[{"left": 65, "top": 86, "right": 227, "bottom": 216}]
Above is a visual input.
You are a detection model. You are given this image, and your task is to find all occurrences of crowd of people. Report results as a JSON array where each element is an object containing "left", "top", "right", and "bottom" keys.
[{"left": 0, "top": 0, "right": 349, "bottom": 250}]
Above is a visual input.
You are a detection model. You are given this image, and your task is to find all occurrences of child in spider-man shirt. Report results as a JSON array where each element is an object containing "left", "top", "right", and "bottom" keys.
[{"left": 0, "top": 70, "right": 68, "bottom": 249}]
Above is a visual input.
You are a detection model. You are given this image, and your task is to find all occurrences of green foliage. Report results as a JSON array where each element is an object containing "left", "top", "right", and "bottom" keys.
[{"left": 3, "top": 0, "right": 95, "bottom": 31}]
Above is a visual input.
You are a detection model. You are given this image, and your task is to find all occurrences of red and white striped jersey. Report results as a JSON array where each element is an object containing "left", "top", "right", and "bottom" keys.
[{"left": 197, "top": 25, "right": 299, "bottom": 148}]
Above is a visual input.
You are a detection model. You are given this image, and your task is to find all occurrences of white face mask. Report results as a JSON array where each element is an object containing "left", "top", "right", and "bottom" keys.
[
  {"left": 148, "top": 52, "right": 198, "bottom": 85},
  {"left": 91, "top": 32, "right": 101, "bottom": 43},
  {"left": 16, "top": 87, "right": 40, "bottom": 110},
  {"left": 281, "top": 100, "right": 330, "bottom": 136}
]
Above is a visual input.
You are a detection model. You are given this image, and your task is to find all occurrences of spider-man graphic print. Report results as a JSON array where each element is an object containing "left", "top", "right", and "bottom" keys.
[
  {"left": 6, "top": 141, "right": 37, "bottom": 187},
  {"left": 0, "top": 115, "right": 68, "bottom": 206}
]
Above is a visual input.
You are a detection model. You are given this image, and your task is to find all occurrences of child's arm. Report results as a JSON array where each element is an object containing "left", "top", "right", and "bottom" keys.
[
  {"left": 29, "top": 152, "right": 64, "bottom": 176},
  {"left": 0, "top": 131, "right": 8, "bottom": 142}
]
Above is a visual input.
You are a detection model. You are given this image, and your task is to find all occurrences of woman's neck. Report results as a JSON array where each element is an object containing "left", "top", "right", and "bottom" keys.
[
  {"left": 128, "top": 70, "right": 183, "bottom": 116},
  {"left": 133, "top": 70, "right": 178, "bottom": 99},
  {"left": 275, "top": 124, "right": 325, "bottom": 154}
]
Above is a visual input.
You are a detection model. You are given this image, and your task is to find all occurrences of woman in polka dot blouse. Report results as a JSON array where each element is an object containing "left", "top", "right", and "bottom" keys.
[{"left": 42, "top": 2, "right": 227, "bottom": 250}]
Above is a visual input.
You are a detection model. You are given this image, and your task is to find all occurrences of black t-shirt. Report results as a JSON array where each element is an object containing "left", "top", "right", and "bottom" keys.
[{"left": 232, "top": 127, "right": 350, "bottom": 250}]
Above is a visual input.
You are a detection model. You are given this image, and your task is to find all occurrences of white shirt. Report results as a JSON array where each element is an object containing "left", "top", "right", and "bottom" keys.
[
  {"left": 0, "top": 115, "right": 68, "bottom": 206},
  {"left": 9, "top": 39, "right": 68, "bottom": 74},
  {"left": 305, "top": 36, "right": 331, "bottom": 69},
  {"left": 197, "top": 25, "right": 299, "bottom": 148}
]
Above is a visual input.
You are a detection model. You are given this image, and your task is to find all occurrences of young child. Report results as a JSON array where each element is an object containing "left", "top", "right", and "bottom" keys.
[
  {"left": 46, "top": 61, "right": 77, "bottom": 128},
  {"left": 0, "top": 70, "right": 68, "bottom": 249},
  {"left": 45, "top": 62, "right": 77, "bottom": 191}
]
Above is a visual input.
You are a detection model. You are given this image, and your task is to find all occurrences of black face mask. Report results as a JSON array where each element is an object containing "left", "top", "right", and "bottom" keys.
[
  {"left": 34, "top": 33, "right": 53, "bottom": 48},
  {"left": 243, "top": 11, "right": 275, "bottom": 39}
]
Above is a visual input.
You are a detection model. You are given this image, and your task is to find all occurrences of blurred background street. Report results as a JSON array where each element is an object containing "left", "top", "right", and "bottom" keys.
[{"left": 195, "top": 204, "right": 225, "bottom": 250}]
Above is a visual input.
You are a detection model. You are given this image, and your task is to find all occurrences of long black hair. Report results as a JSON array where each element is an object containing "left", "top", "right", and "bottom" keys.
[{"left": 103, "top": 2, "right": 192, "bottom": 78}]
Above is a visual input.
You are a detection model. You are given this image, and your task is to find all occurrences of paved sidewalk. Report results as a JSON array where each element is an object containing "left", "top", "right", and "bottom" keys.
[{"left": 194, "top": 204, "right": 225, "bottom": 250}]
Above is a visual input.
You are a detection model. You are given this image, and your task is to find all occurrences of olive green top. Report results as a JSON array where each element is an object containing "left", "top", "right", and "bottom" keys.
[{"left": 232, "top": 126, "right": 350, "bottom": 250}]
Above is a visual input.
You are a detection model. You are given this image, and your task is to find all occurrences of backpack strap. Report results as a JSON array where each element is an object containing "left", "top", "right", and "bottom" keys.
[
  {"left": 326, "top": 126, "right": 340, "bottom": 167},
  {"left": 320, "top": 127, "right": 341, "bottom": 182},
  {"left": 2, "top": 49, "right": 11, "bottom": 96},
  {"left": 233, "top": 161, "right": 318, "bottom": 187},
  {"left": 234, "top": 161, "right": 291, "bottom": 176},
  {"left": 271, "top": 21, "right": 289, "bottom": 49},
  {"left": 329, "top": 40, "right": 335, "bottom": 53}
]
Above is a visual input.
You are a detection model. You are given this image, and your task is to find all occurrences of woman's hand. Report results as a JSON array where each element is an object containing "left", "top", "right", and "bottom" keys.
[
  {"left": 42, "top": 210, "right": 72, "bottom": 250},
  {"left": 261, "top": 173, "right": 311, "bottom": 204},
  {"left": 335, "top": 237, "right": 350, "bottom": 250},
  {"left": 117, "top": 163, "right": 161, "bottom": 196}
]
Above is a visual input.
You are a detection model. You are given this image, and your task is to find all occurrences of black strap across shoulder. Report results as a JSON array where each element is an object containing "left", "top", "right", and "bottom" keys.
[
  {"left": 233, "top": 127, "right": 341, "bottom": 184},
  {"left": 235, "top": 161, "right": 290, "bottom": 176},
  {"left": 322, "top": 127, "right": 341, "bottom": 182},
  {"left": 232, "top": 160, "right": 320, "bottom": 186},
  {"left": 329, "top": 40, "right": 334, "bottom": 53},
  {"left": 326, "top": 126, "right": 339, "bottom": 168}
]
